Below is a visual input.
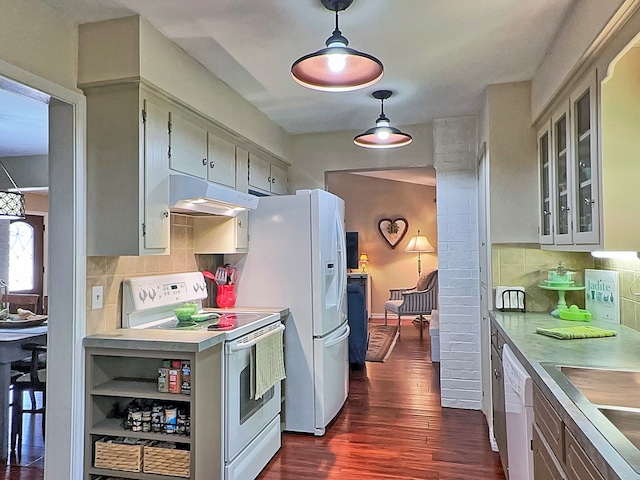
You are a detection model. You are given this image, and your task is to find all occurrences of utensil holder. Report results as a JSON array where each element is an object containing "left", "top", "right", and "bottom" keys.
[{"left": 216, "top": 284, "right": 236, "bottom": 308}]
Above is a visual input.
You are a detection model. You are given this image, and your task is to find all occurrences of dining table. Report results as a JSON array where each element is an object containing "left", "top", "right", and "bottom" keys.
[{"left": 0, "top": 323, "right": 47, "bottom": 460}]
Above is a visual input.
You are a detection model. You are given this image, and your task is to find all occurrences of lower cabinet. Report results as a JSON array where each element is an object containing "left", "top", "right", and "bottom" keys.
[
  {"left": 533, "top": 383, "right": 604, "bottom": 480},
  {"left": 84, "top": 344, "right": 223, "bottom": 480},
  {"left": 491, "top": 324, "right": 507, "bottom": 476}
]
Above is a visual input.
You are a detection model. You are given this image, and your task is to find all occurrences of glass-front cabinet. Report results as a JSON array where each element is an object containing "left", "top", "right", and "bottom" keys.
[
  {"left": 538, "top": 129, "right": 553, "bottom": 244},
  {"left": 571, "top": 74, "right": 599, "bottom": 244},
  {"left": 536, "top": 70, "right": 600, "bottom": 248}
]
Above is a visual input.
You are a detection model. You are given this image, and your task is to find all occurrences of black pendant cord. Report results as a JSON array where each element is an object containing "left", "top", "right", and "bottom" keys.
[{"left": 380, "top": 98, "right": 385, "bottom": 117}]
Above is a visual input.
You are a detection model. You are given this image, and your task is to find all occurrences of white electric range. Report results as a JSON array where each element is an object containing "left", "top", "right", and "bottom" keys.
[{"left": 122, "top": 272, "right": 284, "bottom": 480}]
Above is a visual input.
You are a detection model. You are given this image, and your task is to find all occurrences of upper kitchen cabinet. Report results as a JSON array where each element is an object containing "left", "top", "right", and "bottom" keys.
[
  {"left": 169, "top": 108, "right": 208, "bottom": 178},
  {"left": 599, "top": 43, "right": 640, "bottom": 252},
  {"left": 169, "top": 107, "right": 237, "bottom": 189},
  {"left": 194, "top": 211, "right": 248, "bottom": 254},
  {"left": 537, "top": 70, "right": 600, "bottom": 249},
  {"left": 207, "top": 134, "right": 236, "bottom": 189},
  {"left": 248, "top": 153, "right": 289, "bottom": 195},
  {"left": 84, "top": 83, "right": 170, "bottom": 256}
]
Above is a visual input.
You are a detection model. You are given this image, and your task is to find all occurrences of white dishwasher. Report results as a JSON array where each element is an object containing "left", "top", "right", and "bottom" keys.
[{"left": 503, "top": 344, "right": 534, "bottom": 480}]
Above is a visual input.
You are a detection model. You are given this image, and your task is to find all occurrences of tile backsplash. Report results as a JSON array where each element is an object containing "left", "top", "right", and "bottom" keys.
[
  {"left": 492, "top": 244, "right": 640, "bottom": 332},
  {"left": 491, "top": 244, "right": 594, "bottom": 313},
  {"left": 85, "top": 214, "right": 220, "bottom": 335}
]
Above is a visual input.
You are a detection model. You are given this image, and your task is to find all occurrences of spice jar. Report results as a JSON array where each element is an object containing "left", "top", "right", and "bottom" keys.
[{"left": 168, "top": 360, "right": 181, "bottom": 394}]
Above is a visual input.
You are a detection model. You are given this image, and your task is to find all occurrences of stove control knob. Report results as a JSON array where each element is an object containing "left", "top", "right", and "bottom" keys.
[
  {"left": 193, "top": 283, "right": 199, "bottom": 292},
  {"left": 149, "top": 288, "right": 157, "bottom": 300},
  {"left": 201, "top": 282, "right": 207, "bottom": 291},
  {"left": 139, "top": 289, "right": 148, "bottom": 302}
]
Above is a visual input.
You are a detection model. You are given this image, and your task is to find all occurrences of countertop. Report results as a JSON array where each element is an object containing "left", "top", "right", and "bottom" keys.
[
  {"left": 83, "top": 307, "right": 288, "bottom": 353},
  {"left": 491, "top": 311, "right": 640, "bottom": 479}
]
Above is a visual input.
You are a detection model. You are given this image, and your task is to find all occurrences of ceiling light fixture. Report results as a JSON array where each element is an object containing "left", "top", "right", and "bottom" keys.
[
  {"left": 354, "top": 90, "right": 413, "bottom": 149},
  {"left": 291, "top": 0, "right": 383, "bottom": 92},
  {"left": 0, "top": 160, "right": 25, "bottom": 219}
]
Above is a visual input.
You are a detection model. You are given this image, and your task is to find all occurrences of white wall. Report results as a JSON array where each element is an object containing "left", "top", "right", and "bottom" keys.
[
  {"left": 0, "top": 155, "right": 48, "bottom": 190},
  {"left": 486, "top": 82, "right": 538, "bottom": 243},
  {"left": 532, "top": 0, "right": 627, "bottom": 120},
  {"left": 289, "top": 122, "right": 434, "bottom": 191},
  {"left": 0, "top": 0, "right": 78, "bottom": 92}
]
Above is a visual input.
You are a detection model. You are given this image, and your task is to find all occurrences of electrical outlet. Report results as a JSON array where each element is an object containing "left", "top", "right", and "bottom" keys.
[{"left": 92, "top": 286, "right": 103, "bottom": 309}]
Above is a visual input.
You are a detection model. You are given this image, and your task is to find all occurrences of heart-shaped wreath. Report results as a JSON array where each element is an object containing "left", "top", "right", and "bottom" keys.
[{"left": 377, "top": 217, "right": 408, "bottom": 249}]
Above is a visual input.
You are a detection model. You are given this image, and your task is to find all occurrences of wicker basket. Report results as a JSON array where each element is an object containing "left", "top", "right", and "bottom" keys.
[
  {"left": 143, "top": 444, "right": 191, "bottom": 478},
  {"left": 94, "top": 439, "right": 144, "bottom": 473}
]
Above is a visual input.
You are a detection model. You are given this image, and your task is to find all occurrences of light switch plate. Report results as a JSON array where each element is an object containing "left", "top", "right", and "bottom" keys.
[{"left": 92, "top": 286, "right": 104, "bottom": 309}]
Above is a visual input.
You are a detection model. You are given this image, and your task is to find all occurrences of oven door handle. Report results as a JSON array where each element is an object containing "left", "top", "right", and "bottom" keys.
[{"left": 225, "top": 323, "right": 285, "bottom": 353}]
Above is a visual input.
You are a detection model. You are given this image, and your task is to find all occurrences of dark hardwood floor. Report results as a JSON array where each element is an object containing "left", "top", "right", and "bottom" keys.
[
  {"left": 260, "top": 319, "right": 505, "bottom": 480},
  {"left": 2, "top": 319, "right": 504, "bottom": 480}
]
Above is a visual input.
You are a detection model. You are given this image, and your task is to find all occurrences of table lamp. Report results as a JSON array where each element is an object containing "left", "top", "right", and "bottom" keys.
[
  {"left": 404, "top": 230, "right": 434, "bottom": 277},
  {"left": 358, "top": 253, "right": 369, "bottom": 273}
]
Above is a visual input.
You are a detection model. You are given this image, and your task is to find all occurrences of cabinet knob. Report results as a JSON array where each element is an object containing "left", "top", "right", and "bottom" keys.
[
  {"left": 584, "top": 198, "right": 594, "bottom": 205},
  {"left": 210, "top": 161, "right": 215, "bottom": 168},
  {"left": 268, "top": 176, "right": 271, "bottom": 183},
  {"left": 543, "top": 210, "right": 551, "bottom": 216},
  {"left": 163, "top": 210, "right": 169, "bottom": 218},
  {"left": 272, "top": 177, "right": 276, "bottom": 184},
  {"left": 202, "top": 158, "right": 207, "bottom": 166},
  {"left": 494, "top": 369, "right": 500, "bottom": 379}
]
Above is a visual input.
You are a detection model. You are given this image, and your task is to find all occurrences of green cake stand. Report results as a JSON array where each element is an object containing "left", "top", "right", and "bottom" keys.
[{"left": 538, "top": 283, "right": 586, "bottom": 317}]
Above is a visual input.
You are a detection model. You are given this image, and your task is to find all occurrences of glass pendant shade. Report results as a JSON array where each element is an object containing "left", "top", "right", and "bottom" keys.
[
  {"left": 354, "top": 90, "right": 413, "bottom": 149},
  {"left": 0, "top": 161, "right": 25, "bottom": 219},
  {"left": 291, "top": 1, "right": 383, "bottom": 92}
]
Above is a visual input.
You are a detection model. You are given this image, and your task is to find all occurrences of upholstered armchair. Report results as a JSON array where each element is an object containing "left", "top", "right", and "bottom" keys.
[{"left": 384, "top": 270, "right": 438, "bottom": 337}]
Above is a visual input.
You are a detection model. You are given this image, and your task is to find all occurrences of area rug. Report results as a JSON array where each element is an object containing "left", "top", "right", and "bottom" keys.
[{"left": 366, "top": 325, "right": 399, "bottom": 362}]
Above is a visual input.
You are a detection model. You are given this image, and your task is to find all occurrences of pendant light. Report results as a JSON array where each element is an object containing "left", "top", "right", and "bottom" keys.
[
  {"left": 0, "top": 160, "right": 25, "bottom": 219},
  {"left": 291, "top": 0, "right": 383, "bottom": 92},
  {"left": 354, "top": 90, "right": 413, "bottom": 149}
]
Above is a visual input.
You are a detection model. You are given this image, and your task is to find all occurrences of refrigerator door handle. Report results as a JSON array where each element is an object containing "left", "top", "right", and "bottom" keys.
[
  {"left": 335, "top": 211, "right": 347, "bottom": 315},
  {"left": 325, "top": 324, "right": 350, "bottom": 348}
]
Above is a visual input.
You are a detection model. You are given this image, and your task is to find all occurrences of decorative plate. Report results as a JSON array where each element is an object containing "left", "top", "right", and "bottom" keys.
[{"left": 0, "top": 315, "right": 47, "bottom": 328}]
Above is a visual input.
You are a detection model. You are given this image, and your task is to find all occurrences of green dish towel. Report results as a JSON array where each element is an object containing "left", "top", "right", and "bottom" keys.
[{"left": 536, "top": 326, "right": 618, "bottom": 340}]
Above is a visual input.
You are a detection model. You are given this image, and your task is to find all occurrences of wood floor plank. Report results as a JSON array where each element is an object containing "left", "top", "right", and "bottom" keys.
[{"left": 259, "top": 319, "right": 505, "bottom": 480}]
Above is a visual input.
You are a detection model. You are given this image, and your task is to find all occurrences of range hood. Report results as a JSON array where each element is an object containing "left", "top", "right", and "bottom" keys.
[{"left": 169, "top": 173, "right": 259, "bottom": 217}]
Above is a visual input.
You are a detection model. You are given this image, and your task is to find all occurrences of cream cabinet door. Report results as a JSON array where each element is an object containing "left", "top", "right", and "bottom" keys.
[
  {"left": 207, "top": 134, "right": 236, "bottom": 188},
  {"left": 248, "top": 153, "right": 272, "bottom": 192},
  {"left": 269, "top": 162, "right": 288, "bottom": 195},
  {"left": 143, "top": 97, "right": 170, "bottom": 251},
  {"left": 169, "top": 110, "right": 208, "bottom": 178}
]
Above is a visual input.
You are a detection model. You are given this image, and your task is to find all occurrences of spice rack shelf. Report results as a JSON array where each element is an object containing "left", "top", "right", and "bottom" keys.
[
  {"left": 84, "top": 345, "right": 224, "bottom": 480},
  {"left": 91, "top": 378, "right": 192, "bottom": 402},
  {"left": 90, "top": 418, "right": 193, "bottom": 445}
]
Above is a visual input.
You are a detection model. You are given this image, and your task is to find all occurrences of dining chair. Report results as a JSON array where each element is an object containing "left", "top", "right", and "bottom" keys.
[
  {"left": 10, "top": 343, "right": 47, "bottom": 457},
  {"left": 2, "top": 293, "right": 40, "bottom": 315}
]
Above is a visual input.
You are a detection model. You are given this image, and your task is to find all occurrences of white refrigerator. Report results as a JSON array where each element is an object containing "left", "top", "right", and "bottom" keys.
[{"left": 234, "top": 189, "right": 349, "bottom": 436}]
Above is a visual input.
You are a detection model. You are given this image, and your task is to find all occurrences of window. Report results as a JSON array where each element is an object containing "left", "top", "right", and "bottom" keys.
[{"left": 8, "top": 215, "right": 44, "bottom": 295}]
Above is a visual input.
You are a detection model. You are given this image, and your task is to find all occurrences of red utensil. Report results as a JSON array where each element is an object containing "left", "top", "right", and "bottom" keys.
[{"left": 202, "top": 271, "right": 215, "bottom": 281}]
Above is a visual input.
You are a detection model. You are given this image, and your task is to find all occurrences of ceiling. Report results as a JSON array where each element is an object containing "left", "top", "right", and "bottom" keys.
[{"left": 1, "top": 0, "right": 577, "bottom": 165}]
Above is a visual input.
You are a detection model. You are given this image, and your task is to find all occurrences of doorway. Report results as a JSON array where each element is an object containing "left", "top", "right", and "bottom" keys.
[{"left": 0, "top": 64, "right": 86, "bottom": 480}]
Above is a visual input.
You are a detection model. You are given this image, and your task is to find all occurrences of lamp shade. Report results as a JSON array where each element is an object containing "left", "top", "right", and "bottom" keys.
[
  {"left": 405, "top": 234, "right": 434, "bottom": 253},
  {"left": 0, "top": 160, "right": 25, "bottom": 219},
  {"left": 358, "top": 253, "right": 369, "bottom": 262},
  {"left": 291, "top": 0, "right": 383, "bottom": 92},
  {"left": 354, "top": 90, "right": 413, "bottom": 149}
]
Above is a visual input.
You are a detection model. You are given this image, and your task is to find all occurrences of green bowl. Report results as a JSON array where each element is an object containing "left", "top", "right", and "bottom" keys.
[
  {"left": 558, "top": 307, "right": 592, "bottom": 321},
  {"left": 173, "top": 306, "right": 193, "bottom": 321}
]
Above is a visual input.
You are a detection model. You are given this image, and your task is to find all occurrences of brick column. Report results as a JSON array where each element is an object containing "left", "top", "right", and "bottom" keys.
[{"left": 433, "top": 116, "right": 481, "bottom": 410}]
